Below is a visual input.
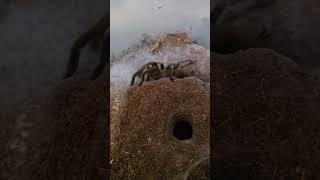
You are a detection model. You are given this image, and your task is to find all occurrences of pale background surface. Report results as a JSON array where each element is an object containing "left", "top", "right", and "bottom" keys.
[{"left": 111, "top": 0, "right": 210, "bottom": 55}]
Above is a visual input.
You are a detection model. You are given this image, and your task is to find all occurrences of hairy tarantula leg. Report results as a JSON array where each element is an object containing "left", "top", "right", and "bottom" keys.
[
  {"left": 169, "top": 70, "right": 175, "bottom": 81},
  {"left": 166, "top": 66, "right": 175, "bottom": 81},
  {"left": 139, "top": 70, "right": 149, "bottom": 86},
  {"left": 130, "top": 65, "right": 149, "bottom": 86},
  {"left": 172, "top": 63, "right": 180, "bottom": 79},
  {"left": 174, "top": 63, "right": 180, "bottom": 70},
  {"left": 160, "top": 63, "right": 165, "bottom": 69},
  {"left": 179, "top": 59, "right": 195, "bottom": 69},
  {"left": 169, "top": 75, "right": 175, "bottom": 81},
  {"left": 64, "top": 14, "right": 109, "bottom": 79},
  {"left": 131, "top": 72, "right": 139, "bottom": 86},
  {"left": 90, "top": 35, "right": 109, "bottom": 80},
  {"left": 90, "top": 28, "right": 106, "bottom": 50},
  {"left": 64, "top": 37, "right": 87, "bottom": 79},
  {"left": 146, "top": 74, "right": 150, "bottom": 81},
  {"left": 90, "top": 14, "right": 109, "bottom": 51}
]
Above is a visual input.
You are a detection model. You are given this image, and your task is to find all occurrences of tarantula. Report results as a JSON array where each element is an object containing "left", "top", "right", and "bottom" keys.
[
  {"left": 130, "top": 59, "right": 196, "bottom": 86},
  {"left": 63, "top": 13, "right": 109, "bottom": 80}
]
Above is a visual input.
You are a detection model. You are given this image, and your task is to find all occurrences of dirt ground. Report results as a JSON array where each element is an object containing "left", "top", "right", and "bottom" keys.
[
  {"left": 1, "top": 70, "right": 110, "bottom": 180},
  {"left": 110, "top": 32, "right": 210, "bottom": 179},
  {"left": 111, "top": 77, "right": 210, "bottom": 179},
  {"left": 3, "top": 0, "right": 320, "bottom": 179},
  {"left": 212, "top": 1, "right": 320, "bottom": 179},
  {"left": 213, "top": 48, "right": 320, "bottom": 179},
  {"left": 0, "top": 0, "right": 109, "bottom": 179}
]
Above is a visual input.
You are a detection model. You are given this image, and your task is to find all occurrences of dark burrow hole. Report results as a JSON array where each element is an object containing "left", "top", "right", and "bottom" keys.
[{"left": 173, "top": 120, "right": 193, "bottom": 140}]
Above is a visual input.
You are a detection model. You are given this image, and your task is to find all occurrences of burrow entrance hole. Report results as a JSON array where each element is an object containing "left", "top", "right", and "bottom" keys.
[{"left": 171, "top": 114, "right": 193, "bottom": 141}]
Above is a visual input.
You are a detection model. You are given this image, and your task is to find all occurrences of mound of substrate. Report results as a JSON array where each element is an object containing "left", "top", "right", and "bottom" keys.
[
  {"left": 111, "top": 77, "right": 210, "bottom": 179},
  {"left": 214, "top": 48, "right": 320, "bottom": 179}
]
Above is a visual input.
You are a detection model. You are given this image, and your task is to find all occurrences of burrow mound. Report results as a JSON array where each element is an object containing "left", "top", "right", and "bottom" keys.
[
  {"left": 110, "top": 32, "right": 210, "bottom": 143},
  {"left": 33, "top": 72, "right": 110, "bottom": 180},
  {"left": 212, "top": 0, "right": 320, "bottom": 72},
  {"left": 111, "top": 77, "right": 210, "bottom": 179},
  {"left": 214, "top": 48, "right": 320, "bottom": 179}
]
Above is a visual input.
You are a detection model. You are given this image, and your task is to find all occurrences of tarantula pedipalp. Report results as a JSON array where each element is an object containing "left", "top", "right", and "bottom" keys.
[
  {"left": 64, "top": 13, "right": 109, "bottom": 80},
  {"left": 130, "top": 59, "right": 196, "bottom": 86}
]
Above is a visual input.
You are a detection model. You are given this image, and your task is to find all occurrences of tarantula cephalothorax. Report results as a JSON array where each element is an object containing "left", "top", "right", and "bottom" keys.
[
  {"left": 63, "top": 13, "right": 109, "bottom": 80},
  {"left": 130, "top": 59, "right": 196, "bottom": 86}
]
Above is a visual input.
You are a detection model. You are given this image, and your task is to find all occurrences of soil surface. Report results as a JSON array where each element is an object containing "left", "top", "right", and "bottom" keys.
[
  {"left": 213, "top": 48, "right": 320, "bottom": 179},
  {"left": 212, "top": 2, "right": 320, "bottom": 179},
  {"left": 111, "top": 77, "right": 210, "bottom": 179},
  {"left": 0, "top": 0, "right": 108, "bottom": 179},
  {"left": 110, "top": 33, "right": 210, "bottom": 179}
]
